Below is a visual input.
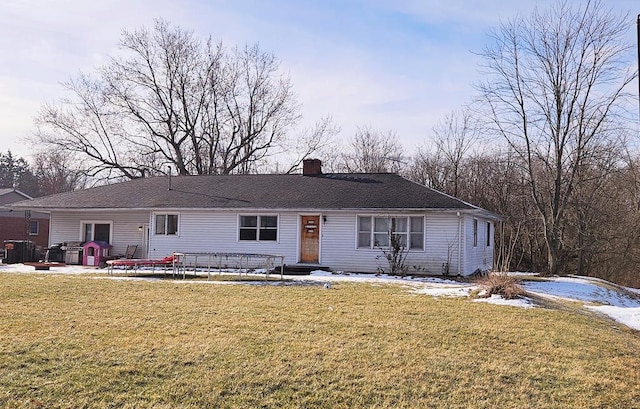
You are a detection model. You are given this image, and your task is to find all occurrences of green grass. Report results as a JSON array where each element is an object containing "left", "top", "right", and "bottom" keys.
[{"left": 1, "top": 273, "right": 639, "bottom": 408}]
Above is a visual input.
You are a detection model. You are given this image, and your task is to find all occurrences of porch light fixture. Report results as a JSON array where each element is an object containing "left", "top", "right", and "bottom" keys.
[
  {"left": 138, "top": 226, "right": 143, "bottom": 231},
  {"left": 323, "top": 216, "right": 327, "bottom": 224}
]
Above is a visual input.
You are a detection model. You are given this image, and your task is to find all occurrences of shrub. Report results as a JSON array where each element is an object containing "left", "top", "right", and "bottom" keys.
[
  {"left": 376, "top": 234, "right": 409, "bottom": 276},
  {"left": 476, "top": 272, "right": 525, "bottom": 300}
]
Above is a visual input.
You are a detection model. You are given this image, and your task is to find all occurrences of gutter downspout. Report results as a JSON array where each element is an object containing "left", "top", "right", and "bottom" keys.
[{"left": 457, "top": 212, "right": 462, "bottom": 275}]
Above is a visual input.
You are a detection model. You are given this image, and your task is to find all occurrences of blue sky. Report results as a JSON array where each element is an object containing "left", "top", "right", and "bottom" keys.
[{"left": 0, "top": 0, "right": 637, "bottom": 159}]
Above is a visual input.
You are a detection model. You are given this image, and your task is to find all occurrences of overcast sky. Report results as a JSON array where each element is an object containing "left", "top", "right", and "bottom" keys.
[{"left": 0, "top": 0, "right": 637, "bottom": 160}]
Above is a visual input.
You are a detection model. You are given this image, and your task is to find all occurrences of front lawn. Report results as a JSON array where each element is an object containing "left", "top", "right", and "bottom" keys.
[{"left": 1, "top": 273, "right": 639, "bottom": 408}]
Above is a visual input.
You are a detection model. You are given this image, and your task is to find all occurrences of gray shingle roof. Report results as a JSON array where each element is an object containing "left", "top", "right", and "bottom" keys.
[{"left": 8, "top": 173, "right": 477, "bottom": 211}]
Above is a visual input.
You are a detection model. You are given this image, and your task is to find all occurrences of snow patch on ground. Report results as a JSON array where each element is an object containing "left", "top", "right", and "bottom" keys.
[
  {"left": 522, "top": 276, "right": 640, "bottom": 330},
  {"left": 304, "top": 270, "right": 463, "bottom": 286},
  {"left": 0, "top": 263, "right": 97, "bottom": 275},
  {"left": 585, "top": 306, "right": 640, "bottom": 331},
  {"left": 522, "top": 277, "right": 640, "bottom": 308},
  {"left": 473, "top": 294, "right": 535, "bottom": 308},
  {"left": 411, "top": 286, "right": 474, "bottom": 297}
]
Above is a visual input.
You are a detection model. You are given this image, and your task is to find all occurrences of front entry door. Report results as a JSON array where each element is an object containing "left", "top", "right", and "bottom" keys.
[{"left": 300, "top": 215, "right": 320, "bottom": 263}]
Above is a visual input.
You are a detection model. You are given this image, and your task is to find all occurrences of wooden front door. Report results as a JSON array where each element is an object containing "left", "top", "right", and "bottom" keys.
[{"left": 300, "top": 215, "right": 320, "bottom": 263}]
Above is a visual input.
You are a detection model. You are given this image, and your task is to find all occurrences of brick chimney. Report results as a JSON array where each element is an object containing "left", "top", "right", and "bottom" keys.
[{"left": 302, "top": 159, "right": 322, "bottom": 176}]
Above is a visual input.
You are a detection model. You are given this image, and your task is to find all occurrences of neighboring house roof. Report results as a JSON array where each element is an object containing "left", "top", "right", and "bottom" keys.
[
  {"left": 0, "top": 188, "right": 33, "bottom": 204},
  {"left": 0, "top": 188, "right": 50, "bottom": 221},
  {"left": 7, "top": 173, "right": 496, "bottom": 215},
  {"left": 0, "top": 188, "right": 17, "bottom": 196}
]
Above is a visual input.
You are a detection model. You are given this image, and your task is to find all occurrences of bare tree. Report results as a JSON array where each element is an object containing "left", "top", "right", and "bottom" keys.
[
  {"left": 338, "top": 127, "right": 405, "bottom": 173},
  {"left": 432, "top": 108, "right": 481, "bottom": 197},
  {"left": 408, "top": 108, "right": 481, "bottom": 196},
  {"left": 264, "top": 116, "right": 340, "bottom": 174},
  {"left": 31, "top": 151, "right": 87, "bottom": 195},
  {"left": 405, "top": 147, "right": 449, "bottom": 192},
  {"left": 33, "top": 20, "right": 327, "bottom": 182},
  {"left": 477, "top": 0, "right": 636, "bottom": 275}
]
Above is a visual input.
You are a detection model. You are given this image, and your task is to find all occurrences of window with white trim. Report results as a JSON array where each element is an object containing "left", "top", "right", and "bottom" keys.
[
  {"left": 29, "top": 220, "right": 39, "bottom": 235},
  {"left": 357, "top": 216, "right": 372, "bottom": 248},
  {"left": 357, "top": 216, "right": 424, "bottom": 250},
  {"left": 155, "top": 214, "right": 178, "bottom": 235},
  {"left": 410, "top": 216, "right": 424, "bottom": 249},
  {"left": 473, "top": 219, "right": 478, "bottom": 247},
  {"left": 81, "top": 222, "right": 112, "bottom": 243},
  {"left": 486, "top": 221, "right": 491, "bottom": 247},
  {"left": 239, "top": 215, "right": 278, "bottom": 241}
]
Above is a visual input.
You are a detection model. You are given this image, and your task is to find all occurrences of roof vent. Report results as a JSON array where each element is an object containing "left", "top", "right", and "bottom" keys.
[{"left": 302, "top": 159, "right": 322, "bottom": 176}]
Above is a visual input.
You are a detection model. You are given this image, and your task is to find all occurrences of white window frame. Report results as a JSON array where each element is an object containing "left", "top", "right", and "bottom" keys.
[
  {"left": 356, "top": 215, "right": 424, "bottom": 251},
  {"left": 473, "top": 219, "right": 478, "bottom": 247},
  {"left": 486, "top": 221, "right": 491, "bottom": 247},
  {"left": 238, "top": 214, "right": 279, "bottom": 242},
  {"left": 154, "top": 213, "right": 179, "bottom": 236},
  {"left": 80, "top": 220, "right": 113, "bottom": 243},
  {"left": 29, "top": 220, "right": 39, "bottom": 235}
]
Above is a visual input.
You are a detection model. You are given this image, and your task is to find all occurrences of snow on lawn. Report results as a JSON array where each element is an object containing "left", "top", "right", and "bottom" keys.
[
  {"left": 473, "top": 294, "right": 535, "bottom": 309},
  {"left": 522, "top": 276, "right": 640, "bottom": 331},
  {"left": 522, "top": 277, "right": 640, "bottom": 307},
  {"left": 303, "top": 270, "right": 464, "bottom": 286},
  {"left": 412, "top": 286, "right": 474, "bottom": 297},
  {"left": 0, "top": 263, "right": 97, "bottom": 275},
  {"left": 585, "top": 305, "right": 640, "bottom": 331}
]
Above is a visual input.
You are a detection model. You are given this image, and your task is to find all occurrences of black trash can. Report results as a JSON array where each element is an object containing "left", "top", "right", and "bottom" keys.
[{"left": 3, "top": 240, "right": 36, "bottom": 264}]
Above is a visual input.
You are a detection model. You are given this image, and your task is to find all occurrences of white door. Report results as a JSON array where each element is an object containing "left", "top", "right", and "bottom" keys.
[{"left": 142, "top": 223, "right": 149, "bottom": 258}]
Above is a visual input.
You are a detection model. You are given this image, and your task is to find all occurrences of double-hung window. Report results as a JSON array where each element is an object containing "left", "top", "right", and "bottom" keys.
[
  {"left": 357, "top": 217, "right": 372, "bottom": 248},
  {"left": 410, "top": 217, "right": 424, "bottom": 249},
  {"left": 357, "top": 216, "right": 424, "bottom": 250},
  {"left": 239, "top": 215, "right": 278, "bottom": 241},
  {"left": 374, "top": 217, "right": 390, "bottom": 247},
  {"left": 155, "top": 214, "right": 178, "bottom": 235}
]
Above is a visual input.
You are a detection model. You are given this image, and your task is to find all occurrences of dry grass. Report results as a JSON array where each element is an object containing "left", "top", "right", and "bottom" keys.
[
  {"left": 475, "top": 272, "right": 525, "bottom": 299},
  {"left": 1, "top": 273, "right": 640, "bottom": 408}
]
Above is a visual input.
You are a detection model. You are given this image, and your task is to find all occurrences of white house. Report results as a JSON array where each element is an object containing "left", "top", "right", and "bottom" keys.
[{"left": 9, "top": 160, "right": 500, "bottom": 275}]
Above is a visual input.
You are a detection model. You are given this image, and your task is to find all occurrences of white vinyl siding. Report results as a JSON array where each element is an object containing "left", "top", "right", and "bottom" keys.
[
  {"left": 48, "top": 209, "right": 494, "bottom": 275},
  {"left": 49, "top": 211, "right": 149, "bottom": 257},
  {"left": 322, "top": 213, "right": 456, "bottom": 274},
  {"left": 465, "top": 216, "right": 494, "bottom": 274},
  {"left": 147, "top": 211, "right": 295, "bottom": 261},
  {"left": 423, "top": 214, "right": 463, "bottom": 275}
]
